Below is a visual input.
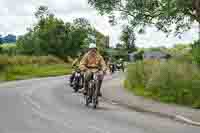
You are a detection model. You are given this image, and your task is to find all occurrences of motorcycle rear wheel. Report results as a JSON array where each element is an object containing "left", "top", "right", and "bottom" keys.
[{"left": 73, "top": 84, "right": 79, "bottom": 92}]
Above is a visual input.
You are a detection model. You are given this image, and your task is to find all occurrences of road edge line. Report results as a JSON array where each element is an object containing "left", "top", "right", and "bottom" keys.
[{"left": 102, "top": 97, "right": 200, "bottom": 127}]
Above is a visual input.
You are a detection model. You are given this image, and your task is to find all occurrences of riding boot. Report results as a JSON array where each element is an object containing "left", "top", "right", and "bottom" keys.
[
  {"left": 98, "top": 80, "right": 103, "bottom": 97},
  {"left": 83, "top": 82, "right": 88, "bottom": 96}
]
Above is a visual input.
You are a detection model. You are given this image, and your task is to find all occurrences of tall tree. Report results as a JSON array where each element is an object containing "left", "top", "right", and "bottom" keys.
[
  {"left": 120, "top": 25, "right": 136, "bottom": 53},
  {"left": 193, "top": 0, "right": 200, "bottom": 19},
  {"left": 73, "top": 18, "right": 91, "bottom": 28},
  {"left": 17, "top": 6, "right": 107, "bottom": 59},
  {"left": 0, "top": 35, "right": 2, "bottom": 44},
  {"left": 0, "top": 35, "right": 2, "bottom": 54},
  {"left": 34, "top": 5, "right": 51, "bottom": 19},
  {"left": 88, "top": 0, "right": 200, "bottom": 36},
  {"left": 17, "top": 6, "right": 90, "bottom": 59},
  {"left": 116, "top": 43, "right": 123, "bottom": 49}
]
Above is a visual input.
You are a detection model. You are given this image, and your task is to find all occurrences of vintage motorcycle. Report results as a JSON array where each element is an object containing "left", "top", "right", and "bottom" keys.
[
  {"left": 109, "top": 63, "right": 115, "bottom": 74},
  {"left": 84, "top": 71, "right": 102, "bottom": 109},
  {"left": 72, "top": 69, "right": 83, "bottom": 92},
  {"left": 116, "top": 62, "right": 124, "bottom": 72}
]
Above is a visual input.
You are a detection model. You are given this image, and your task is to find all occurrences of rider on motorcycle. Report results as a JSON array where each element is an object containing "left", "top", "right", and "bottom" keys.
[
  {"left": 117, "top": 58, "right": 124, "bottom": 71},
  {"left": 70, "top": 53, "right": 83, "bottom": 87},
  {"left": 107, "top": 57, "right": 115, "bottom": 73},
  {"left": 79, "top": 43, "right": 107, "bottom": 96}
]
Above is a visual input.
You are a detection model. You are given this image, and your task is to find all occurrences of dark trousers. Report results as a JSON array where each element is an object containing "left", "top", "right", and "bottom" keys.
[{"left": 84, "top": 71, "right": 104, "bottom": 95}]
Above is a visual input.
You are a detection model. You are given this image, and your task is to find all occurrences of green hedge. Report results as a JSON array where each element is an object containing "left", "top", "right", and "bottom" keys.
[
  {"left": 125, "top": 59, "right": 200, "bottom": 108},
  {"left": 192, "top": 40, "right": 200, "bottom": 65}
]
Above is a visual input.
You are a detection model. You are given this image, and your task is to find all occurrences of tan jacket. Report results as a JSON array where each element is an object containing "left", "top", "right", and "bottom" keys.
[{"left": 79, "top": 51, "right": 107, "bottom": 72}]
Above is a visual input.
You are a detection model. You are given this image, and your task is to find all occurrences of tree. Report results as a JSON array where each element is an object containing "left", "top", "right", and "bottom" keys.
[
  {"left": 0, "top": 46, "right": 2, "bottom": 54},
  {"left": 88, "top": 0, "right": 200, "bottom": 35},
  {"left": 193, "top": 0, "right": 200, "bottom": 19},
  {"left": 34, "top": 5, "right": 51, "bottom": 19},
  {"left": 72, "top": 18, "right": 93, "bottom": 51},
  {"left": 192, "top": 40, "right": 200, "bottom": 64},
  {"left": 0, "top": 35, "right": 2, "bottom": 44},
  {"left": 73, "top": 18, "right": 91, "bottom": 28},
  {"left": 17, "top": 6, "right": 108, "bottom": 60},
  {"left": 17, "top": 15, "right": 90, "bottom": 59},
  {"left": 116, "top": 43, "right": 123, "bottom": 49},
  {"left": 120, "top": 25, "right": 137, "bottom": 53},
  {"left": 17, "top": 6, "right": 87, "bottom": 59}
]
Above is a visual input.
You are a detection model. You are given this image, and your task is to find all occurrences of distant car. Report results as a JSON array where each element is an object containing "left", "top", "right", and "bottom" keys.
[{"left": 143, "top": 51, "right": 171, "bottom": 60}]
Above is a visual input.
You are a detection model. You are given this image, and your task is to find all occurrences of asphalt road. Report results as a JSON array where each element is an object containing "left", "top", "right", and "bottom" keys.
[{"left": 0, "top": 75, "right": 199, "bottom": 133}]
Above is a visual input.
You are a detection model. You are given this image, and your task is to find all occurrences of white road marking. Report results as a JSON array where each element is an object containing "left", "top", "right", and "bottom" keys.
[
  {"left": 175, "top": 115, "right": 200, "bottom": 126},
  {"left": 24, "top": 95, "right": 41, "bottom": 110},
  {"left": 88, "top": 125, "right": 111, "bottom": 133},
  {"left": 110, "top": 102, "right": 119, "bottom": 105},
  {"left": 31, "top": 107, "right": 74, "bottom": 129}
]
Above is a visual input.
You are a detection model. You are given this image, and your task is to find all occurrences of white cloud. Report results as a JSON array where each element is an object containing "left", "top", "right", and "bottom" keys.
[
  {"left": 135, "top": 25, "right": 199, "bottom": 48},
  {"left": 0, "top": 0, "right": 198, "bottom": 47}
]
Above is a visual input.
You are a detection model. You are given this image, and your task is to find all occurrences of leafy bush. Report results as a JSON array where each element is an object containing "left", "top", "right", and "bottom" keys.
[{"left": 125, "top": 59, "right": 200, "bottom": 108}]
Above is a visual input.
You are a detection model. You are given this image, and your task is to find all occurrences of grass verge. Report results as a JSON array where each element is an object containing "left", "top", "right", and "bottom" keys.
[
  {"left": 124, "top": 59, "right": 200, "bottom": 108},
  {"left": 0, "top": 64, "right": 72, "bottom": 81}
]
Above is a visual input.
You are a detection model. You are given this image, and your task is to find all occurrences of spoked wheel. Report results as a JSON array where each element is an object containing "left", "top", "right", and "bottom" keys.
[
  {"left": 92, "top": 83, "right": 99, "bottom": 109},
  {"left": 73, "top": 78, "right": 81, "bottom": 92},
  {"left": 92, "top": 97, "right": 98, "bottom": 109},
  {"left": 85, "top": 87, "right": 92, "bottom": 107},
  {"left": 85, "top": 96, "right": 90, "bottom": 106},
  {"left": 73, "top": 85, "right": 79, "bottom": 92}
]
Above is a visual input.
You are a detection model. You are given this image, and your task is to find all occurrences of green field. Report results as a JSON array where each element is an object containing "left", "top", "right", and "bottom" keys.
[{"left": 1, "top": 43, "right": 16, "bottom": 48}]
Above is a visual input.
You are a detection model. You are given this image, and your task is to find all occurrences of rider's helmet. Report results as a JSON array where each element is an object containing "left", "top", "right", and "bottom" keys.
[{"left": 89, "top": 43, "right": 97, "bottom": 49}]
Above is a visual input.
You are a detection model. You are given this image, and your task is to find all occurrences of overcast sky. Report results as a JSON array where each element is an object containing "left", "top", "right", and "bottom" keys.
[{"left": 0, "top": 0, "right": 199, "bottom": 48}]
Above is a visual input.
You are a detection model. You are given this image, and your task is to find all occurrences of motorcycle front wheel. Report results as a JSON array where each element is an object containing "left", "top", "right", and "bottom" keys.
[
  {"left": 73, "top": 80, "right": 79, "bottom": 92},
  {"left": 92, "top": 82, "right": 99, "bottom": 109},
  {"left": 85, "top": 96, "right": 90, "bottom": 106}
]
